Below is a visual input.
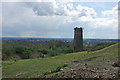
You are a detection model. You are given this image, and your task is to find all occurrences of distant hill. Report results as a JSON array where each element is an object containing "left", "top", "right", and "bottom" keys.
[{"left": 2, "top": 37, "right": 119, "bottom": 44}]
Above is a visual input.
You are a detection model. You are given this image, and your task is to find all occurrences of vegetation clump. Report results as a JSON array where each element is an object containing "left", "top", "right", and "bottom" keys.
[
  {"left": 43, "top": 64, "right": 68, "bottom": 75},
  {"left": 2, "top": 40, "right": 73, "bottom": 60}
]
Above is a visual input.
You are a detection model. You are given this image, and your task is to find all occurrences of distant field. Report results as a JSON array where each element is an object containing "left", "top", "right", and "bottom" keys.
[{"left": 2, "top": 43, "right": 118, "bottom": 78}]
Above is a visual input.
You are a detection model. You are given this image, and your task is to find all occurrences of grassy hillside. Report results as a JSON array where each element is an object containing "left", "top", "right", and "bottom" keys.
[
  {"left": 2, "top": 43, "right": 118, "bottom": 78},
  {"left": 88, "top": 42, "right": 116, "bottom": 51}
]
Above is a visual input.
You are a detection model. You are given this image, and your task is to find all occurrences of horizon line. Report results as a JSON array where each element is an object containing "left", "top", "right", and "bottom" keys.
[{"left": 1, "top": 37, "right": 119, "bottom": 39}]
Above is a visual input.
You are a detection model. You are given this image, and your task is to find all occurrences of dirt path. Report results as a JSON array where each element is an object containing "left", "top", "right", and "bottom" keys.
[{"left": 73, "top": 53, "right": 110, "bottom": 63}]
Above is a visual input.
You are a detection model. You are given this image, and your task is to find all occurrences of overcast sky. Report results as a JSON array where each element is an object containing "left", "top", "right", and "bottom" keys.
[{"left": 1, "top": 1, "right": 118, "bottom": 39}]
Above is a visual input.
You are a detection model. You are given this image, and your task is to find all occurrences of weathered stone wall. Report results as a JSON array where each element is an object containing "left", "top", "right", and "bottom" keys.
[{"left": 74, "top": 27, "right": 83, "bottom": 52}]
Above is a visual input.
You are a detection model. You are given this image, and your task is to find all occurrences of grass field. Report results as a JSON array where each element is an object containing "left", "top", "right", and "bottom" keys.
[{"left": 2, "top": 43, "right": 118, "bottom": 78}]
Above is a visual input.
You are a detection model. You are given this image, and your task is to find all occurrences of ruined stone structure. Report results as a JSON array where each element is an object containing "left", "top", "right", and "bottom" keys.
[{"left": 74, "top": 27, "right": 83, "bottom": 52}]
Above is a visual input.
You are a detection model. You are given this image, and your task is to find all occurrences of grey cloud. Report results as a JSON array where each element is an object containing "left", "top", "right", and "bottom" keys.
[
  {"left": 26, "top": 2, "right": 66, "bottom": 16},
  {"left": 78, "top": 9, "right": 87, "bottom": 17}
]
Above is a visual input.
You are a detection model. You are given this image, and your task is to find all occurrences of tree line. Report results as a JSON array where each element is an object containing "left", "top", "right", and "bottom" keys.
[{"left": 2, "top": 40, "right": 74, "bottom": 61}]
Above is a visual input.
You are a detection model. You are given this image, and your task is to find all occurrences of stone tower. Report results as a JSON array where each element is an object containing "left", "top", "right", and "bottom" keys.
[{"left": 74, "top": 27, "right": 83, "bottom": 52}]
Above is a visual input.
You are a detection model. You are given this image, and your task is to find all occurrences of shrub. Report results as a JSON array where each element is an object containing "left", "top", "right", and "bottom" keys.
[
  {"left": 50, "top": 69, "right": 56, "bottom": 73},
  {"left": 62, "top": 64, "right": 68, "bottom": 68},
  {"left": 53, "top": 73, "right": 61, "bottom": 78},
  {"left": 38, "top": 49, "right": 48, "bottom": 54},
  {"left": 15, "top": 46, "right": 25, "bottom": 54},
  {"left": 3, "top": 47, "right": 15, "bottom": 56},
  {"left": 43, "top": 72, "right": 50, "bottom": 75},
  {"left": 15, "top": 46, "right": 32, "bottom": 59},
  {"left": 39, "top": 53, "right": 44, "bottom": 58},
  {"left": 63, "top": 47, "right": 73, "bottom": 53},
  {"left": 55, "top": 66, "right": 61, "bottom": 72},
  {"left": 47, "top": 50, "right": 58, "bottom": 57},
  {"left": 2, "top": 46, "right": 15, "bottom": 60},
  {"left": 22, "top": 49, "right": 32, "bottom": 59},
  {"left": 55, "top": 64, "right": 68, "bottom": 72},
  {"left": 43, "top": 64, "right": 68, "bottom": 75},
  {"left": 2, "top": 54, "right": 7, "bottom": 60}
]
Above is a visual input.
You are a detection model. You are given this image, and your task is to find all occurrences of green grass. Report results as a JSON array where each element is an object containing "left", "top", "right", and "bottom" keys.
[{"left": 2, "top": 43, "right": 119, "bottom": 78}]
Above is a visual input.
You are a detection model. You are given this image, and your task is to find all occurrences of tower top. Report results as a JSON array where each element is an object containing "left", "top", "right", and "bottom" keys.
[{"left": 74, "top": 27, "right": 83, "bottom": 30}]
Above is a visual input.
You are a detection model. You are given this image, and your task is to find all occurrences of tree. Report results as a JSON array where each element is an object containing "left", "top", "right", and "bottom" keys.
[{"left": 15, "top": 46, "right": 32, "bottom": 59}]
